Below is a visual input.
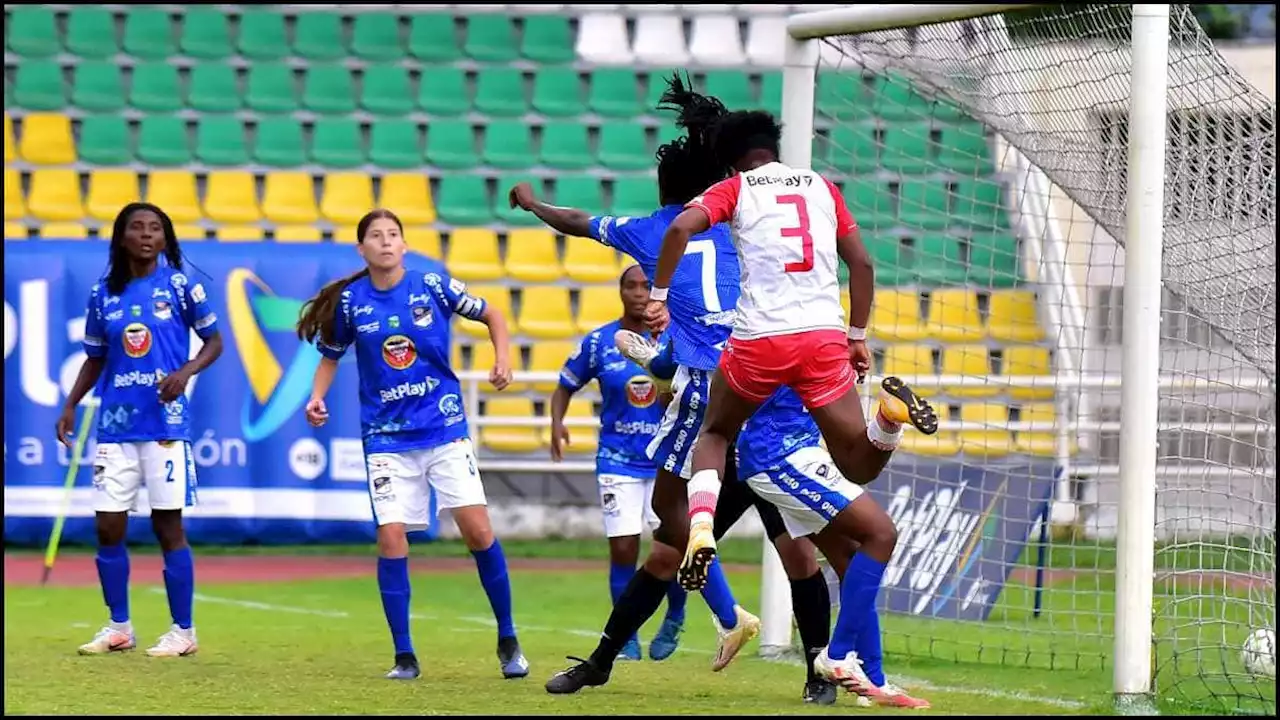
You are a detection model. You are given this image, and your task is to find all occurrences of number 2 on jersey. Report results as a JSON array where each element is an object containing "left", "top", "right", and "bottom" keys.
[{"left": 777, "top": 194, "right": 813, "bottom": 274}]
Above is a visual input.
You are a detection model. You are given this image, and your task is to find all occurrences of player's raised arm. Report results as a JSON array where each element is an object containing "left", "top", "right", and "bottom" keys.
[{"left": 508, "top": 181, "right": 592, "bottom": 238}]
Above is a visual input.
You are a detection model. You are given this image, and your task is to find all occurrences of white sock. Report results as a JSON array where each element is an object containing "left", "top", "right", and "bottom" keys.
[
  {"left": 867, "top": 410, "right": 904, "bottom": 451},
  {"left": 687, "top": 470, "right": 722, "bottom": 528},
  {"left": 109, "top": 620, "right": 132, "bottom": 633}
]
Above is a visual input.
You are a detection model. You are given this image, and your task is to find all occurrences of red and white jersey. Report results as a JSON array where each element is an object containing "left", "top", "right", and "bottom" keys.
[{"left": 687, "top": 162, "right": 857, "bottom": 340}]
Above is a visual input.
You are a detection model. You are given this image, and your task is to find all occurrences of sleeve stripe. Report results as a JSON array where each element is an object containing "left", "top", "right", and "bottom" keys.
[
  {"left": 83, "top": 335, "right": 105, "bottom": 347},
  {"left": 194, "top": 313, "right": 217, "bottom": 330}
]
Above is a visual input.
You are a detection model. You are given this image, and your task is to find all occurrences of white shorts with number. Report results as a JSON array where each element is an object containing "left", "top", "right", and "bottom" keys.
[
  {"left": 598, "top": 474, "right": 658, "bottom": 538},
  {"left": 743, "top": 445, "right": 863, "bottom": 539},
  {"left": 92, "top": 441, "right": 198, "bottom": 513},
  {"left": 366, "top": 439, "right": 486, "bottom": 532}
]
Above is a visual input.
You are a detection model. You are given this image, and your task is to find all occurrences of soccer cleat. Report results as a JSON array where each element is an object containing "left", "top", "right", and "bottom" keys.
[
  {"left": 613, "top": 329, "right": 671, "bottom": 392},
  {"left": 498, "top": 636, "right": 530, "bottom": 679},
  {"left": 878, "top": 376, "right": 939, "bottom": 435},
  {"left": 678, "top": 520, "right": 717, "bottom": 592},
  {"left": 812, "top": 647, "right": 875, "bottom": 696},
  {"left": 711, "top": 605, "right": 761, "bottom": 672},
  {"left": 853, "top": 682, "right": 933, "bottom": 709},
  {"left": 647, "top": 616, "right": 684, "bottom": 661},
  {"left": 385, "top": 652, "right": 421, "bottom": 680},
  {"left": 803, "top": 679, "right": 839, "bottom": 705},
  {"left": 545, "top": 656, "right": 610, "bottom": 694},
  {"left": 618, "top": 637, "right": 643, "bottom": 661},
  {"left": 78, "top": 625, "right": 136, "bottom": 655},
  {"left": 145, "top": 625, "right": 198, "bottom": 658}
]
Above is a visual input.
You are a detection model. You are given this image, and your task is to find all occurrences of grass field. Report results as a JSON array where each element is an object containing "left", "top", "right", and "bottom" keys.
[{"left": 4, "top": 538, "right": 1274, "bottom": 716}]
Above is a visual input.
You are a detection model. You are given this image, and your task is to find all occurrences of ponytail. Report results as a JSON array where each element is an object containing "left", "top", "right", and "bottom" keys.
[{"left": 296, "top": 269, "right": 370, "bottom": 346}]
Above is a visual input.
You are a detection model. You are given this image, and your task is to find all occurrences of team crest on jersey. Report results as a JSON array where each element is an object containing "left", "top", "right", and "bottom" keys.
[
  {"left": 122, "top": 323, "right": 152, "bottom": 358},
  {"left": 411, "top": 305, "right": 433, "bottom": 328},
  {"left": 625, "top": 375, "right": 657, "bottom": 408},
  {"left": 153, "top": 300, "right": 173, "bottom": 320},
  {"left": 382, "top": 335, "right": 417, "bottom": 370}
]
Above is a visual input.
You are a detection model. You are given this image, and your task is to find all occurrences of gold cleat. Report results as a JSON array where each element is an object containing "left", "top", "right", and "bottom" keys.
[
  {"left": 678, "top": 520, "right": 717, "bottom": 591},
  {"left": 878, "top": 377, "right": 939, "bottom": 435}
]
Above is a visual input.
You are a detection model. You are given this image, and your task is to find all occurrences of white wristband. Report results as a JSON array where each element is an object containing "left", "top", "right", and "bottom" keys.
[
  {"left": 649, "top": 286, "right": 669, "bottom": 302},
  {"left": 847, "top": 326, "right": 867, "bottom": 341}
]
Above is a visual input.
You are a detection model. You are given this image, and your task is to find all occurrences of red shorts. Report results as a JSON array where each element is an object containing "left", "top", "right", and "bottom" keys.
[{"left": 718, "top": 329, "right": 855, "bottom": 409}]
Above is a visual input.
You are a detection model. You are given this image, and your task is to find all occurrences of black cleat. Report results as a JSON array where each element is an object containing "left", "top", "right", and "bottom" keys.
[
  {"left": 545, "top": 655, "right": 611, "bottom": 694},
  {"left": 803, "top": 679, "right": 839, "bottom": 705},
  {"left": 385, "top": 652, "right": 421, "bottom": 680},
  {"left": 879, "top": 376, "right": 939, "bottom": 435},
  {"left": 498, "top": 636, "right": 530, "bottom": 679}
]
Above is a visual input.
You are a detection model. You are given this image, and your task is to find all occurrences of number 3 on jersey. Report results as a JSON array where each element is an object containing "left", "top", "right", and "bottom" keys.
[{"left": 777, "top": 194, "right": 813, "bottom": 274}]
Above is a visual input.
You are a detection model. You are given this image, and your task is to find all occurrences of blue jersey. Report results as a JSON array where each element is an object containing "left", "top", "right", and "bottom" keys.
[
  {"left": 559, "top": 320, "right": 663, "bottom": 478},
  {"left": 737, "top": 387, "right": 824, "bottom": 480},
  {"left": 588, "top": 206, "right": 740, "bottom": 372},
  {"left": 317, "top": 263, "right": 487, "bottom": 454},
  {"left": 82, "top": 266, "right": 220, "bottom": 443}
]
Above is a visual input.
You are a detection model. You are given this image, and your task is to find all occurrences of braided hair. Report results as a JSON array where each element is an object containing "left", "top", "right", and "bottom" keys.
[{"left": 654, "top": 71, "right": 732, "bottom": 205}]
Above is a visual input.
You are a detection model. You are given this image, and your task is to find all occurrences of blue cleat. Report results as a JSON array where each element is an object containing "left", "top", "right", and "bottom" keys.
[
  {"left": 498, "top": 636, "right": 530, "bottom": 679},
  {"left": 648, "top": 615, "right": 685, "bottom": 661},
  {"left": 618, "top": 637, "right": 643, "bottom": 661}
]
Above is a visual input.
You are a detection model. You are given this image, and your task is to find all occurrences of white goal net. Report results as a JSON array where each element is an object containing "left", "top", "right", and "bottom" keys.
[{"left": 777, "top": 3, "right": 1275, "bottom": 714}]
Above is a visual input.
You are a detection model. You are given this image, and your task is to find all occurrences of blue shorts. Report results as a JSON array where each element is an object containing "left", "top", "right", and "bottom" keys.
[{"left": 646, "top": 365, "right": 710, "bottom": 480}]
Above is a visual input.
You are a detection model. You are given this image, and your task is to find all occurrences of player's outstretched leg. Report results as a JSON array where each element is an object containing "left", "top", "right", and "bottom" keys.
[
  {"left": 454, "top": 506, "right": 529, "bottom": 679},
  {"left": 146, "top": 509, "right": 199, "bottom": 657},
  {"left": 808, "top": 376, "right": 938, "bottom": 487},
  {"left": 80, "top": 511, "right": 137, "bottom": 655}
]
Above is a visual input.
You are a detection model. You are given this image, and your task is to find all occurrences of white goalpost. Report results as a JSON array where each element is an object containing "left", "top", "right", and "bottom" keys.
[{"left": 765, "top": 3, "right": 1276, "bottom": 714}]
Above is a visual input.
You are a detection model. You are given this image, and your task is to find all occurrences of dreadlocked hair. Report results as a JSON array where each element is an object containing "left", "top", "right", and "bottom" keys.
[
  {"left": 105, "top": 203, "right": 182, "bottom": 296},
  {"left": 654, "top": 71, "right": 731, "bottom": 204},
  {"left": 710, "top": 110, "right": 783, "bottom": 170},
  {"left": 295, "top": 209, "right": 403, "bottom": 347}
]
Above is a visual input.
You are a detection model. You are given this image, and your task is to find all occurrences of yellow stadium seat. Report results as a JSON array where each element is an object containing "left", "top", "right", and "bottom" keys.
[
  {"left": 518, "top": 286, "right": 576, "bottom": 340},
  {"left": 1013, "top": 403, "right": 1076, "bottom": 457},
  {"left": 941, "top": 345, "right": 997, "bottom": 399},
  {"left": 331, "top": 225, "right": 360, "bottom": 243},
  {"left": 467, "top": 340, "right": 497, "bottom": 374},
  {"left": 543, "top": 397, "right": 599, "bottom": 455},
  {"left": 146, "top": 170, "right": 202, "bottom": 224},
  {"left": 379, "top": 173, "right": 436, "bottom": 226},
  {"left": 5, "top": 221, "right": 27, "bottom": 239},
  {"left": 900, "top": 405, "right": 959, "bottom": 456},
  {"left": 27, "top": 169, "right": 84, "bottom": 222},
  {"left": 480, "top": 398, "right": 544, "bottom": 454},
  {"left": 216, "top": 225, "right": 266, "bottom": 242},
  {"left": 957, "top": 403, "right": 1013, "bottom": 458},
  {"left": 871, "top": 290, "right": 925, "bottom": 342},
  {"left": 86, "top": 169, "right": 141, "bottom": 223},
  {"left": 882, "top": 344, "right": 934, "bottom": 379},
  {"left": 925, "top": 289, "right": 984, "bottom": 343},
  {"left": 320, "top": 172, "right": 374, "bottom": 225},
  {"left": 619, "top": 254, "right": 640, "bottom": 273},
  {"left": 274, "top": 225, "right": 322, "bottom": 243},
  {"left": 403, "top": 227, "right": 442, "bottom": 257},
  {"left": 564, "top": 235, "right": 621, "bottom": 283},
  {"left": 171, "top": 224, "right": 207, "bottom": 241},
  {"left": 456, "top": 284, "right": 509, "bottom": 339},
  {"left": 18, "top": 113, "right": 76, "bottom": 165},
  {"left": 262, "top": 171, "right": 319, "bottom": 224},
  {"left": 505, "top": 229, "right": 563, "bottom": 282},
  {"left": 204, "top": 171, "right": 261, "bottom": 224},
  {"left": 5, "top": 115, "right": 16, "bottom": 163},
  {"left": 575, "top": 286, "right": 623, "bottom": 333},
  {"left": 1003, "top": 346, "right": 1053, "bottom": 401},
  {"left": 37, "top": 222, "right": 89, "bottom": 240},
  {"left": 987, "top": 290, "right": 1046, "bottom": 343},
  {"left": 527, "top": 340, "right": 577, "bottom": 394},
  {"left": 5, "top": 169, "right": 26, "bottom": 220},
  {"left": 445, "top": 228, "right": 504, "bottom": 281}
]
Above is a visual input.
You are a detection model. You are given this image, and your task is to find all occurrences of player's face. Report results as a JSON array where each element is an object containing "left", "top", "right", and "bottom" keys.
[
  {"left": 122, "top": 210, "right": 166, "bottom": 263},
  {"left": 358, "top": 218, "right": 406, "bottom": 272},
  {"left": 620, "top": 265, "right": 650, "bottom": 320}
]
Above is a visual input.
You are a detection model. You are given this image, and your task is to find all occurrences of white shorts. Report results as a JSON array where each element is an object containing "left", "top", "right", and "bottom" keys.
[
  {"left": 743, "top": 445, "right": 864, "bottom": 538},
  {"left": 646, "top": 365, "right": 711, "bottom": 480},
  {"left": 598, "top": 474, "right": 658, "bottom": 538},
  {"left": 366, "top": 439, "right": 486, "bottom": 532},
  {"left": 92, "top": 441, "right": 198, "bottom": 513}
]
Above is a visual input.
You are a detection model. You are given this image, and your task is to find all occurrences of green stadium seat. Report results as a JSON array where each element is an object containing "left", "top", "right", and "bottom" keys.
[
  {"left": 78, "top": 116, "right": 133, "bottom": 166},
  {"left": 188, "top": 63, "right": 241, "bottom": 113},
  {"left": 555, "top": 176, "right": 604, "bottom": 211},
  {"left": 72, "top": 62, "right": 126, "bottom": 113},
  {"left": 123, "top": 9, "right": 177, "bottom": 60},
  {"left": 816, "top": 72, "right": 870, "bottom": 122},
  {"left": 246, "top": 63, "right": 298, "bottom": 113},
  {"left": 656, "top": 122, "right": 680, "bottom": 148},
  {"left": 644, "top": 69, "right": 677, "bottom": 112},
  {"left": 898, "top": 179, "right": 949, "bottom": 231},
  {"left": 13, "top": 61, "right": 65, "bottom": 111},
  {"left": 474, "top": 68, "right": 527, "bottom": 118},
  {"left": 418, "top": 67, "right": 470, "bottom": 117},
  {"left": 703, "top": 71, "right": 753, "bottom": 111},
  {"left": 369, "top": 120, "right": 422, "bottom": 169},
  {"left": 483, "top": 121, "right": 535, "bottom": 170},
  {"left": 825, "top": 125, "right": 879, "bottom": 174},
  {"left": 180, "top": 8, "right": 233, "bottom": 59},
  {"left": 464, "top": 15, "right": 518, "bottom": 63},
  {"left": 880, "top": 123, "right": 934, "bottom": 175},
  {"left": 590, "top": 69, "right": 643, "bottom": 119},
  {"left": 521, "top": 15, "right": 575, "bottom": 64},
  {"left": 871, "top": 72, "right": 935, "bottom": 121},
  {"left": 426, "top": 120, "right": 479, "bottom": 170},
  {"left": 597, "top": 123, "right": 650, "bottom": 171},
  {"left": 968, "top": 233, "right": 1020, "bottom": 287},
  {"left": 238, "top": 10, "right": 289, "bottom": 60},
  {"left": 915, "top": 234, "right": 968, "bottom": 285},
  {"left": 361, "top": 64, "right": 413, "bottom": 116},
  {"left": 196, "top": 116, "right": 249, "bottom": 166},
  {"left": 532, "top": 68, "right": 585, "bottom": 118},
  {"left": 312, "top": 118, "right": 365, "bottom": 169},
  {"left": 938, "top": 123, "right": 993, "bottom": 173},
  {"left": 761, "top": 72, "right": 782, "bottom": 118},
  {"left": 611, "top": 177, "right": 654, "bottom": 217},
  {"left": 864, "top": 233, "right": 910, "bottom": 287},
  {"left": 253, "top": 117, "right": 306, "bottom": 168},
  {"left": 293, "top": 12, "right": 346, "bottom": 61},
  {"left": 352, "top": 13, "right": 404, "bottom": 61},
  {"left": 952, "top": 179, "right": 1007, "bottom": 229},
  {"left": 494, "top": 173, "right": 542, "bottom": 226},
  {"left": 6, "top": 7, "right": 59, "bottom": 58},
  {"left": 436, "top": 175, "right": 493, "bottom": 226},
  {"left": 845, "top": 181, "right": 895, "bottom": 233},
  {"left": 66, "top": 8, "right": 119, "bottom": 59},
  {"left": 408, "top": 14, "right": 461, "bottom": 62},
  {"left": 539, "top": 122, "right": 592, "bottom": 170},
  {"left": 303, "top": 65, "right": 356, "bottom": 115},
  {"left": 130, "top": 62, "right": 183, "bottom": 113},
  {"left": 138, "top": 116, "right": 192, "bottom": 167}
]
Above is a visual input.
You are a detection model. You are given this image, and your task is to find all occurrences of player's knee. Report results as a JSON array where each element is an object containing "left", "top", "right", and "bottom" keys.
[
  {"left": 643, "top": 539, "right": 682, "bottom": 579},
  {"left": 609, "top": 535, "right": 641, "bottom": 566},
  {"left": 774, "top": 536, "right": 821, "bottom": 580},
  {"left": 651, "top": 521, "right": 687, "bottom": 553},
  {"left": 376, "top": 523, "right": 410, "bottom": 558},
  {"left": 859, "top": 516, "right": 898, "bottom": 558},
  {"left": 452, "top": 506, "right": 496, "bottom": 551},
  {"left": 150, "top": 510, "right": 186, "bottom": 552},
  {"left": 95, "top": 512, "right": 127, "bottom": 547}
]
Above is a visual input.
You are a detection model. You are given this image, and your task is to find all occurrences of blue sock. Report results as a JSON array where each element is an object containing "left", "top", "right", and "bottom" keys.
[
  {"left": 162, "top": 547, "right": 195, "bottom": 629},
  {"left": 377, "top": 556, "right": 414, "bottom": 656},
  {"left": 699, "top": 557, "right": 738, "bottom": 629},
  {"left": 95, "top": 543, "right": 130, "bottom": 624},
  {"left": 856, "top": 600, "right": 886, "bottom": 686},
  {"left": 665, "top": 581, "right": 688, "bottom": 624},
  {"left": 610, "top": 562, "right": 639, "bottom": 643},
  {"left": 472, "top": 540, "right": 516, "bottom": 639},
  {"left": 829, "top": 554, "right": 888, "bottom": 659}
]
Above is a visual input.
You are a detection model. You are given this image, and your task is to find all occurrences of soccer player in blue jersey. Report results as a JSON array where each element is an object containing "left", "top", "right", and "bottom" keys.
[
  {"left": 57, "top": 202, "right": 223, "bottom": 658},
  {"left": 295, "top": 209, "right": 528, "bottom": 682}
]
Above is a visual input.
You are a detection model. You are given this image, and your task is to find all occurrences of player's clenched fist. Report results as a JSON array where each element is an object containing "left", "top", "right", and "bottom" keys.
[{"left": 305, "top": 397, "right": 329, "bottom": 427}]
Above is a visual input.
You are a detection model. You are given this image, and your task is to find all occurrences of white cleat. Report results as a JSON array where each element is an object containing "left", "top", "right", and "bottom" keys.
[
  {"left": 613, "top": 330, "right": 671, "bottom": 393},
  {"left": 78, "top": 624, "right": 136, "bottom": 655},
  {"left": 852, "top": 681, "right": 933, "bottom": 709},
  {"left": 711, "top": 605, "right": 761, "bottom": 672},
  {"left": 813, "top": 647, "right": 875, "bottom": 695},
  {"left": 146, "top": 625, "right": 199, "bottom": 657}
]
